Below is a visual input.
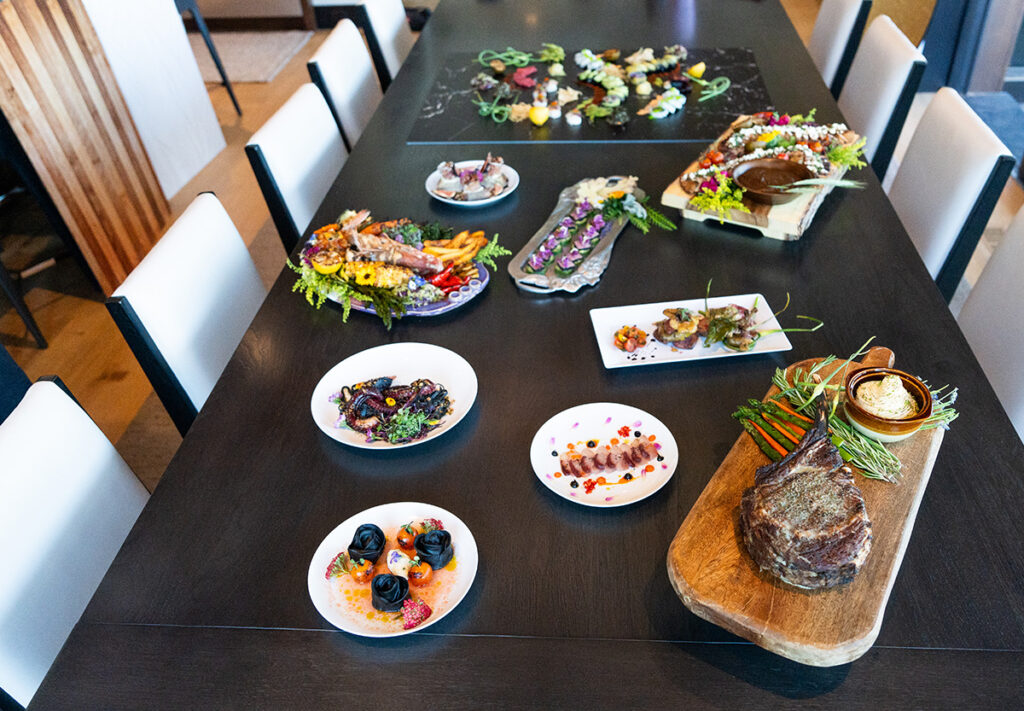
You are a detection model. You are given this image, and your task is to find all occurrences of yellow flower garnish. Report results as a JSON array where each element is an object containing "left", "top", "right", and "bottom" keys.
[
  {"left": 385, "top": 397, "right": 396, "bottom": 406},
  {"left": 758, "top": 131, "right": 779, "bottom": 142}
]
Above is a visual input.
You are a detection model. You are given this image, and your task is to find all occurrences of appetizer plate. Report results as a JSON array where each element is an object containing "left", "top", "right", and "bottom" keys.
[
  {"left": 530, "top": 403, "right": 679, "bottom": 508},
  {"left": 589, "top": 294, "right": 792, "bottom": 369},
  {"left": 311, "top": 342, "right": 478, "bottom": 449},
  {"left": 308, "top": 501, "right": 479, "bottom": 638},
  {"left": 424, "top": 160, "right": 520, "bottom": 208},
  {"left": 348, "top": 264, "right": 490, "bottom": 317}
]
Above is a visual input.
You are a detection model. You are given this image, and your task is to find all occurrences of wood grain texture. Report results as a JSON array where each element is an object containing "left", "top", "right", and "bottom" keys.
[
  {"left": 668, "top": 347, "right": 945, "bottom": 666},
  {"left": 661, "top": 114, "right": 856, "bottom": 240},
  {"left": 0, "top": 0, "right": 168, "bottom": 294}
]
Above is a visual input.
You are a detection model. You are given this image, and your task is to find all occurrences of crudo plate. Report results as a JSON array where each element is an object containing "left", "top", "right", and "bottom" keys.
[
  {"left": 311, "top": 342, "right": 477, "bottom": 448},
  {"left": 589, "top": 293, "right": 793, "bottom": 369},
  {"left": 530, "top": 402, "right": 679, "bottom": 508},
  {"left": 308, "top": 501, "right": 479, "bottom": 637},
  {"left": 425, "top": 159, "right": 520, "bottom": 207}
]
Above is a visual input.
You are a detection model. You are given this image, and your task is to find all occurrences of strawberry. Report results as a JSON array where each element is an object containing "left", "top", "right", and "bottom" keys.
[{"left": 400, "top": 598, "right": 433, "bottom": 630}]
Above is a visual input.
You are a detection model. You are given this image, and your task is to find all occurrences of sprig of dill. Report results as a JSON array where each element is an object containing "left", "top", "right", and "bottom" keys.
[{"left": 474, "top": 234, "right": 512, "bottom": 270}]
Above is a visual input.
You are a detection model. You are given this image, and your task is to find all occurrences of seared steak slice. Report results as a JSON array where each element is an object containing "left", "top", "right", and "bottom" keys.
[{"left": 740, "top": 403, "right": 872, "bottom": 589}]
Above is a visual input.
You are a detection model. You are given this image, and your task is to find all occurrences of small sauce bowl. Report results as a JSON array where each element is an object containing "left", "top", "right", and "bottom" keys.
[{"left": 844, "top": 367, "right": 933, "bottom": 443}]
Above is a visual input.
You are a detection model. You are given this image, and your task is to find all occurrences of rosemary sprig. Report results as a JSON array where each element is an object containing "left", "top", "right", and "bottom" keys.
[{"left": 920, "top": 382, "right": 960, "bottom": 431}]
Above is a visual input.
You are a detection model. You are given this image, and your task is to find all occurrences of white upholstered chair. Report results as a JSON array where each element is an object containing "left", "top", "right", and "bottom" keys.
[
  {"left": 107, "top": 193, "right": 267, "bottom": 435},
  {"left": 0, "top": 381, "right": 148, "bottom": 707},
  {"left": 245, "top": 83, "right": 348, "bottom": 253},
  {"left": 957, "top": 207, "right": 1024, "bottom": 441},
  {"left": 807, "top": 0, "right": 872, "bottom": 96},
  {"left": 886, "top": 88, "right": 1014, "bottom": 301},
  {"left": 308, "top": 19, "right": 384, "bottom": 151},
  {"left": 837, "top": 15, "right": 926, "bottom": 178},
  {"left": 364, "top": 0, "right": 416, "bottom": 83}
]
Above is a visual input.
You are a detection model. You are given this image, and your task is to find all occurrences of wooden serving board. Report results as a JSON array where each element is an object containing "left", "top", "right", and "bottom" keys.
[
  {"left": 666, "top": 347, "right": 945, "bottom": 666},
  {"left": 660, "top": 115, "right": 857, "bottom": 240}
]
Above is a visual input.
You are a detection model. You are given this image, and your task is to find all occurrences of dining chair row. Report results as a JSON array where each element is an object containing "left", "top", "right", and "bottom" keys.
[
  {"left": 816, "top": 11, "right": 1014, "bottom": 305},
  {"left": 808, "top": 0, "right": 872, "bottom": 98},
  {"left": 0, "top": 14, "right": 419, "bottom": 703}
]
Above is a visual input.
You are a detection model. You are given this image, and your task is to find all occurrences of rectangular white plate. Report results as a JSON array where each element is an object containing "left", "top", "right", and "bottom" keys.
[{"left": 589, "top": 294, "right": 793, "bottom": 369}]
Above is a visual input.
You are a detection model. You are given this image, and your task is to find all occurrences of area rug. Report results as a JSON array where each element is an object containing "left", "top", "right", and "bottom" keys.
[{"left": 188, "top": 30, "right": 312, "bottom": 83}]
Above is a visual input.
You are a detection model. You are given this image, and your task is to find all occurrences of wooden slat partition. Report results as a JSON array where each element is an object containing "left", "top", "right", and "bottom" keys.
[{"left": 0, "top": 0, "right": 169, "bottom": 294}]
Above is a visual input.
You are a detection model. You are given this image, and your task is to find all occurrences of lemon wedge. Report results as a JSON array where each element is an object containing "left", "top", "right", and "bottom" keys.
[
  {"left": 687, "top": 61, "right": 706, "bottom": 79},
  {"left": 528, "top": 105, "right": 549, "bottom": 126}
]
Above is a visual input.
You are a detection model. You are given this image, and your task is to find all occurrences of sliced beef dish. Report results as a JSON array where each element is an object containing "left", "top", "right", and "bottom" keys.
[{"left": 740, "top": 404, "right": 872, "bottom": 589}]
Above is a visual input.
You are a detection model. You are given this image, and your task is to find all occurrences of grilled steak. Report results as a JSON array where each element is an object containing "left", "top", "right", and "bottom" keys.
[{"left": 740, "top": 404, "right": 872, "bottom": 589}]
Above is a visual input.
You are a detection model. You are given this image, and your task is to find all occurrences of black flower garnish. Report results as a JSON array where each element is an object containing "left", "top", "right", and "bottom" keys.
[
  {"left": 414, "top": 529, "right": 454, "bottom": 570},
  {"left": 348, "top": 523, "right": 386, "bottom": 564},
  {"left": 370, "top": 573, "right": 410, "bottom": 612}
]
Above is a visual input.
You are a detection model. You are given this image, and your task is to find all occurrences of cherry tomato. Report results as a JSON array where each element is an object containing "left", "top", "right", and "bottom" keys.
[
  {"left": 408, "top": 560, "right": 433, "bottom": 587},
  {"left": 397, "top": 523, "right": 420, "bottom": 551},
  {"left": 709, "top": 150, "right": 724, "bottom": 164},
  {"left": 810, "top": 141, "right": 823, "bottom": 153},
  {"left": 350, "top": 558, "right": 374, "bottom": 584},
  {"left": 699, "top": 158, "right": 713, "bottom": 169}
]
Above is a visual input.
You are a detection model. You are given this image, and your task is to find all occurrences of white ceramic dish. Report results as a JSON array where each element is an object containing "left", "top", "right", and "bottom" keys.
[
  {"left": 307, "top": 501, "right": 478, "bottom": 637},
  {"left": 425, "top": 159, "right": 520, "bottom": 207},
  {"left": 589, "top": 294, "right": 793, "bottom": 369},
  {"left": 530, "top": 402, "right": 679, "bottom": 508},
  {"left": 310, "top": 342, "right": 477, "bottom": 449}
]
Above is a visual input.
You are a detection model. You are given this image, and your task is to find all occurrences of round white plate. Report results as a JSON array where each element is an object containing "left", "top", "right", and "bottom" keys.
[
  {"left": 425, "top": 160, "right": 520, "bottom": 207},
  {"left": 307, "top": 502, "right": 479, "bottom": 637},
  {"left": 311, "top": 342, "right": 477, "bottom": 449},
  {"left": 530, "top": 403, "right": 679, "bottom": 507}
]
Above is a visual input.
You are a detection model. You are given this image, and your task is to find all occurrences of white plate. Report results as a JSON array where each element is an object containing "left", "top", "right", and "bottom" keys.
[
  {"left": 311, "top": 342, "right": 477, "bottom": 448},
  {"left": 307, "top": 502, "right": 479, "bottom": 637},
  {"left": 530, "top": 403, "right": 679, "bottom": 508},
  {"left": 425, "top": 160, "right": 520, "bottom": 207},
  {"left": 589, "top": 294, "right": 793, "bottom": 369}
]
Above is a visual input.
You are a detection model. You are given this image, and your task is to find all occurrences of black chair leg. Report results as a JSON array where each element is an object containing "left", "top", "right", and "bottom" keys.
[
  {"left": 0, "top": 266, "right": 46, "bottom": 348},
  {"left": 181, "top": 0, "right": 242, "bottom": 116}
]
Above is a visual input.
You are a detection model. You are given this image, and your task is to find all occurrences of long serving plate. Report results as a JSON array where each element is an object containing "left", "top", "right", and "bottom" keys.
[
  {"left": 589, "top": 294, "right": 792, "bottom": 369},
  {"left": 508, "top": 177, "right": 642, "bottom": 294},
  {"left": 666, "top": 347, "right": 945, "bottom": 666}
]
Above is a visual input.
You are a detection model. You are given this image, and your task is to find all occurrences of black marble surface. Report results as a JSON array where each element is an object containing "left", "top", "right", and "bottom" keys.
[{"left": 409, "top": 47, "right": 772, "bottom": 144}]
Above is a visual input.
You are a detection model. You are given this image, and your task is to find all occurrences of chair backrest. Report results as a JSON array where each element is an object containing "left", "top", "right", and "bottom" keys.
[
  {"left": 364, "top": 0, "right": 416, "bottom": 82},
  {"left": 108, "top": 193, "right": 266, "bottom": 435},
  {"left": 887, "top": 88, "right": 1014, "bottom": 300},
  {"left": 245, "top": 83, "right": 347, "bottom": 254},
  {"left": 837, "top": 15, "right": 925, "bottom": 178},
  {"left": 807, "top": 0, "right": 872, "bottom": 97},
  {"left": 0, "top": 345, "right": 29, "bottom": 423},
  {"left": 0, "top": 381, "right": 148, "bottom": 707},
  {"left": 307, "top": 19, "right": 383, "bottom": 152},
  {"left": 957, "top": 207, "right": 1024, "bottom": 442}
]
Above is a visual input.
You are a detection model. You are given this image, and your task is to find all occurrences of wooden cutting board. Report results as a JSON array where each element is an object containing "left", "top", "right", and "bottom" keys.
[
  {"left": 660, "top": 114, "right": 858, "bottom": 241},
  {"left": 666, "top": 347, "right": 945, "bottom": 666}
]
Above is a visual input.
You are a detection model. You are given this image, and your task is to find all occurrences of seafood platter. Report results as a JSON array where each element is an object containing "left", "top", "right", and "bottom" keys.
[
  {"left": 667, "top": 345, "right": 959, "bottom": 666},
  {"left": 425, "top": 153, "right": 520, "bottom": 207},
  {"left": 530, "top": 403, "right": 679, "bottom": 507},
  {"left": 507, "top": 175, "right": 675, "bottom": 294},
  {"left": 290, "top": 210, "right": 511, "bottom": 327},
  {"left": 310, "top": 343, "right": 477, "bottom": 449},
  {"left": 308, "top": 501, "right": 478, "bottom": 637},
  {"left": 661, "top": 110, "right": 866, "bottom": 240},
  {"left": 589, "top": 293, "right": 799, "bottom": 369}
]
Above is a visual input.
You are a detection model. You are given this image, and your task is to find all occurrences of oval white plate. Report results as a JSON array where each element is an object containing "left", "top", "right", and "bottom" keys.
[
  {"left": 311, "top": 342, "right": 477, "bottom": 449},
  {"left": 530, "top": 403, "right": 679, "bottom": 508},
  {"left": 307, "top": 501, "right": 479, "bottom": 637},
  {"left": 425, "top": 160, "right": 520, "bottom": 208}
]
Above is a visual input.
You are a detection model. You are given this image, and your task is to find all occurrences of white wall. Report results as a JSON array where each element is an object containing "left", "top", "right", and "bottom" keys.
[{"left": 83, "top": 0, "right": 225, "bottom": 200}]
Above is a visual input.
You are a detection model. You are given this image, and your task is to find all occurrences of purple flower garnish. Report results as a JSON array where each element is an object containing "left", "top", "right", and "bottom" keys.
[
  {"left": 583, "top": 224, "right": 599, "bottom": 239},
  {"left": 554, "top": 225, "right": 570, "bottom": 240},
  {"left": 573, "top": 234, "right": 592, "bottom": 250},
  {"left": 560, "top": 216, "right": 575, "bottom": 228},
  {"left": 556, "top": 254, "right": 575, "bottom": 269},
  {"left": 527, "top": 253, "right": 546, "bottom": 270},
  {"left": 544, "top": 236, "right": 561, "bottom": 250},
  {"left": 591, "top": 214, "right": 606, "bottom": 229},
  {"left": 699, "top": 178, "right": 719, "bottom": 192}
]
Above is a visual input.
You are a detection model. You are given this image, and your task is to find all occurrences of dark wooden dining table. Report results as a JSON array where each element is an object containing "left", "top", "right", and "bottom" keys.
[{"left": 29, "top": 1, "right": 1024, "bottom": 707}]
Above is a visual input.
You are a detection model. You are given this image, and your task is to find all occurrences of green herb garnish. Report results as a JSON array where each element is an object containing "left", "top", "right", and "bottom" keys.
[
  {"left": 826, "top": 137, "right": 867, "bottom": 169},
  {"left": 688, "top": 171, "right": 750, "bottom": 223},
  {"left": 474, "top": 234, "right": 512, "bottom": 270},
  {"left": 381, "top": 407, "right": 431, "bottom": 444}
]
